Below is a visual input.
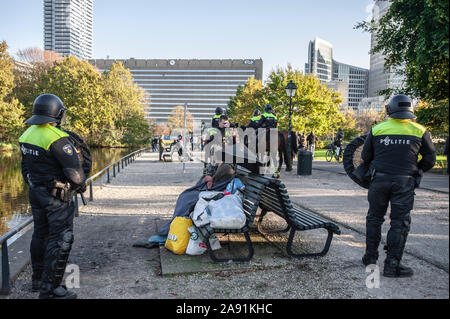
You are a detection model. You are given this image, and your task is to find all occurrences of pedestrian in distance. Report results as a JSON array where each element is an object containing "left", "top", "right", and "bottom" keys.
[{"left": 307, "top": 130, "right": 316, "bottom": 158}]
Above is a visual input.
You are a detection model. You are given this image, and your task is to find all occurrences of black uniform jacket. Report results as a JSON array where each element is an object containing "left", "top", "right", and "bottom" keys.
[
  {"left": 361, "top": 118, "right": 436, "bottom": 176},
  {"left": 19, "top": 124, "right": 86, "bottom": 188}
]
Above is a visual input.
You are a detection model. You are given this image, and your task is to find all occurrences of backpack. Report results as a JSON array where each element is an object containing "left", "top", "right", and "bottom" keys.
[{"left": 64, "top": 130, "right": 92, "bottom": 178}]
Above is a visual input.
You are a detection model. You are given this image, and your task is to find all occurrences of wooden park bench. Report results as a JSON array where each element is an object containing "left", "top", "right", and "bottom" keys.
[
  {"left": 257, "top": 175, "right": 342, "bottom": 258},
  {"left": 196, "top": 165, "right": 341, "bottom": 262}
]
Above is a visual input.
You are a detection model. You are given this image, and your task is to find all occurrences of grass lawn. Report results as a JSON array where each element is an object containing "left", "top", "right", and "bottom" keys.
[{"left": 313, "top": 149, "right": 448, "bottom": 173}]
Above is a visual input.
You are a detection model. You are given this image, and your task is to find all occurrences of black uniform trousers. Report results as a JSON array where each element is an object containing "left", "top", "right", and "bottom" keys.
[
  {"left": 29, "top": 186, "right": 74, "bottom": 287},
  {"left": 366, "top": 174, "right": 415, "bottom": 260}
]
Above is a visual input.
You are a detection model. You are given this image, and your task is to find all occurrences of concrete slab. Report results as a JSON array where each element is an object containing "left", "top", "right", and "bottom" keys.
[{"left": 158, "top": 220, "right": 292, "bottom": 276}]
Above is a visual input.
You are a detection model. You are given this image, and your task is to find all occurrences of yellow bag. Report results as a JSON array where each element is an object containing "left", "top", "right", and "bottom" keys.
[{"left": 165, "top": 217, "right": 193, "bottom": 255}]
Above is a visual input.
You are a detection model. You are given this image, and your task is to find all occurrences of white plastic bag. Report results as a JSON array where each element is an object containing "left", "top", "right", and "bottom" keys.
[
  {"left": 208, "top": 194, "right": 246, "bottom": 229},
  {"left": 191, "top": 191, "right": 222, "bottom": 227},
  {"left": 186, "top": 226, "right": 221, "bottom": 255},
  {"left": 186, "top": 226, "right": 207, "bottom": 255}
]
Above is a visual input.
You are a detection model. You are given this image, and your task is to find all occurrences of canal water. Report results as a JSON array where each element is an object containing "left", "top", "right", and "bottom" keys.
[{"left": 0, "top": 147, "right": 136, "bottom": 237}]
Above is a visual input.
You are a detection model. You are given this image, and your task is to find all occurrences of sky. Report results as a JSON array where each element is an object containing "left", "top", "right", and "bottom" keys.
[{"left": 0, "top": 0, "right": 374, "bottom": 79}]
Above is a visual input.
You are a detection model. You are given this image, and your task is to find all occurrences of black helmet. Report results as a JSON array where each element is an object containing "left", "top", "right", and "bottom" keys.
[
  {"left": 26, "top": 94, "right": 67, "bottom": 125},
  {"left": 385, "top": 94, "right": 416, "bottom": 119},
  {"left": 215, "top": 107, "right": 224, "bottom": 115},
  {"left": 264, "top": 104, "right": 273, "bottom": 113},
  {"left": 253, "top": 109, "right": 261, "bottom": 117}
]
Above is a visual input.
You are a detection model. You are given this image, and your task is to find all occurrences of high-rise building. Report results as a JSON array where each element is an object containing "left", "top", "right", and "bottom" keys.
[
  {"left": 305, "top": 37, "right": 369, "bottom": 111},
  {"left": 43, "top": 0, "right": 93, "bottom": 60},
  {"left": 359, "top": 0, "right": 406, "bottom": 114},
  {"left": 332, "top": 60, "right": 369, "bottom": 110},
  {"left": 89, "top": 58, "right": 263, "bottom": 124},
  {"left": 367, "top": 0, "right": 405, "bottom": 98},
  {"left": 305, "top": 37, "right": 333, "bottom": 83}
]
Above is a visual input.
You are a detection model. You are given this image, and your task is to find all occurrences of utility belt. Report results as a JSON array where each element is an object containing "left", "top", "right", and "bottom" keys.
[
  {"left": 371, "top": 169, "right": 422, "bottom": 188},
  {"left": 48, "top": 180, "right": 75, "bottom": 202}
]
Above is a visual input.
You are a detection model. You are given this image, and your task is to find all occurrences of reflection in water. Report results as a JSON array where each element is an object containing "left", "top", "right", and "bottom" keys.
[{"left": 0, "top": 148, "right": 135, "bottom": 237}]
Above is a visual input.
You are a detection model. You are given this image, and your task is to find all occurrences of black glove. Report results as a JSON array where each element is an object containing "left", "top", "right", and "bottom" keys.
[
  {"left": 414, "top": 169, "right": 423, "bottom": 188},
  {"left": 75, "top": 182, "right": 87, "bottom": 193}
]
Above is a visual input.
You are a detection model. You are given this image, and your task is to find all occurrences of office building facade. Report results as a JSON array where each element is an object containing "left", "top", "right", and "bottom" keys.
[
  {"left": 368, "top": 0, "right": 405, "bottom": 97},
  {"left": 305, "top": 37, "right": 333, "bottom": 83},
  {"left": 44, "top": 0, "right": 93, "bottom": 60},
  {"left": 89, "top": 58, "right": 263, "bottom": 124},
  {"left": 305, "top": 37, "right": 369, "bottom": 111},
  {"left": 332, "top": 60, "right": 369, "bottom": 110}
]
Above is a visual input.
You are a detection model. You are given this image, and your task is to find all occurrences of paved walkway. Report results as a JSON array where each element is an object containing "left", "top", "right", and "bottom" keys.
[
  {"left": 310, "top": 160, "right": 449, "bottom": 194},
  {"left": 4, "top": 152, "right": 448, "bottom": 299}
]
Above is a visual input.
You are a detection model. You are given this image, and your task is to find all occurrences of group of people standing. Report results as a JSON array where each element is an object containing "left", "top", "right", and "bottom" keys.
[{"left": 18, "top": 92, "right": 439, "bottom": 300}]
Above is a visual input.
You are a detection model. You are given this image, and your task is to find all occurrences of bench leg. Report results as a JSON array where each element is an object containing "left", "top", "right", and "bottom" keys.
[
  {"left": 257, "top": 210, "right": 291, "bottom": 234},
  {"left": 205, "top": 232, "right": 254, "bottom": 263},
  {"left": 286, "top": 228, "right": 334, "bottom": 258}
]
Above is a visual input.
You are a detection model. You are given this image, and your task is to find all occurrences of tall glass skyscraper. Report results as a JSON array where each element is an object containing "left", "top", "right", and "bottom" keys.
[
  {"left": 43, "top": 0, "right": 93, "bottom": 60},
  {"left": 305, "top": 37, "right": 369, "bottom": 111},
  {"left": 305, "top": 37, "right": 333, "bottom": 83},
  {"left": 368, "top": 0, "right": 404, "bottom": 97}
]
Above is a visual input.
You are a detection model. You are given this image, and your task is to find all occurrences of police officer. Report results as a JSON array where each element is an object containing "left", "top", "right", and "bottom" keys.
[
  {"left": 211, "top": 107, "right": 224, "bottom": 129},
  {"left": 19, "top": 94, "right": 87, "bottom": 298},
  {"left": 361, "top": 94, "right": 436, "bottom": 277},
  {"left": 248, "top": 109, "right": 262, "bottom": 130},
  {"left": 260, "top": 104, "right": 277, "bottom": 129}
]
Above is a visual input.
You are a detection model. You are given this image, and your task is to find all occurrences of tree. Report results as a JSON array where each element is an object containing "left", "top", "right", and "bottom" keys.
[
  {"left": 415, "top": 100, "right": 449, "bottom": 137},
  {"left": 102, "top": 62, "right": 151, "bottom": 146},
  {"left": 356, "top": 109, "right": 386, "bottom": 135},
  {"left": 227, "top": 66, "right": 345, "bottom": 137},
  {"left": 0, "top": 41, "right": 25, "bottom": 143},
  {"left": 339, "top": 107, "right": 360, "bottom": 140},
  {"left": 167, "top": 105, "right": 194, "bottom": 131},
  {"left": 356, "top": 0, "right": 449, "bottom": 103},
  {"left": 12, "top": 47, "right": 62, "bottom": 119},
  {"left": 39, "top": 56, "right": 115, "bottom": 146},
  {"left": 155, "top": 123, "right": 170, "bottom": 136},
  {"left": 227, "top": 76, "right": 267, "bottom": 125},
  {"left": 265, "top": 66, "right": 344, "bottom": 136}
]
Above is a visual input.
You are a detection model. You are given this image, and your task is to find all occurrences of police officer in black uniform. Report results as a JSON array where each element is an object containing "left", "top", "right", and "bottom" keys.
[
  {"left": 211, "top": 107, "right": 224, "bottom": 129},
  {"left": 259, "top": 104, "right": 277, "bottom": 129},
  {"left": 248, "top": 109, "right": 262, "bottom": 130},
  {"left": 19, "top": 94, "right": 87, "bottom": 298},
  {"left": 361, "top": 94, "right": 436, "bottom": 277}
]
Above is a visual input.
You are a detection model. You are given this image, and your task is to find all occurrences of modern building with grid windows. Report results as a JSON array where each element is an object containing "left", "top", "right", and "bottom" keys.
[
  {"left": 332, "top": 60, "right": 369, "bottom": 111},
  {"left": 89, "top": 58, "right": 263, "bottom": 125},
  {"left": 305, "top": 37, "right": 369, "bottom": 111},
  {"left": 43, "top": 0, "right": 93, "bottom": 60}
]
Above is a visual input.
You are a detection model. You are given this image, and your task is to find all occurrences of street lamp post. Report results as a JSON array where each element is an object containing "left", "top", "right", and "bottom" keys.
[{"left": 285, "top": 80, "right": 297, "bottom": 171}]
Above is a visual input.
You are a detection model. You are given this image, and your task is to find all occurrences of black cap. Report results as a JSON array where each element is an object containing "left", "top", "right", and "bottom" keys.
[{"left": 215, "top": 107, "right": 224, "bottom": 115}]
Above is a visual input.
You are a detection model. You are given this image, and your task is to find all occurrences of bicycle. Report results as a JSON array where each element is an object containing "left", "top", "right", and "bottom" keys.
[{"left": 326, "top": 144, "right": 343, "bottom": 162}]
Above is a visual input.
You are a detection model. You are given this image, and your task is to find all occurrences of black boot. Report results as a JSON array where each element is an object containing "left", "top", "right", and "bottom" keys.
[
  {"left": 32, "top": 279, "right": 42, "bottom": 292},
  {"left": 31, "top": 273, "right": 42, "bottom": 292},
  {"left": 383, "top": 257, "right": 414, "bottom": 278},
  {"left": 363, "top": 220, "right": 381, "bottom": 266},
  {"left": 362, "top": 252, "right": 378, "bottom": 266},
  {"left": 39, "top": 283, "right": 77, "bottom": 299}
]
